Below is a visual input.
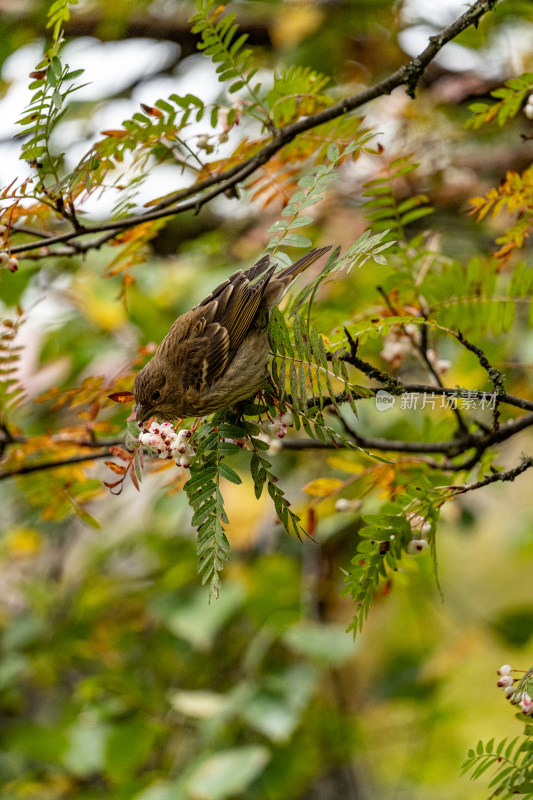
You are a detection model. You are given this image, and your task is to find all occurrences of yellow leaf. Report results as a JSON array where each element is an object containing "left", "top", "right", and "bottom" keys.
[
  {"left": 327, "top": 457, "right": 365, "bottom": 474},
  {"left": 271, "top": 6, "right": 324, "bottom": 48},
  {"left": 7, "top": 527, "right": 42, "bottom": 556},
  {"left": 302, "top": 477, "right": 344, "bottom": 497}
]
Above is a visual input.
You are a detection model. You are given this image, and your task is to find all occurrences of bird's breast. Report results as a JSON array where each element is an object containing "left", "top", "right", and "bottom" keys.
[{"left": 178, "top": 331, "right": 270, "bottom": 416}]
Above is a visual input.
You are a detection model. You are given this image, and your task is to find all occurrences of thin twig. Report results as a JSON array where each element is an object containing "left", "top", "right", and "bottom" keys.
[
  {"left": 456, "top": 329, "right": 505, "bottom": 431},
  {"left": 377, "top": 285, "right": 469, "bottom": 433},
  {"left": 280, "top": 439, "right": 336, "bottom": 450}
]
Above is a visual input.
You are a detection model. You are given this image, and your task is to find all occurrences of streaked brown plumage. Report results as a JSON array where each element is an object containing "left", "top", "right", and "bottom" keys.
[{"left": 133, "top": 246, "right": 332, "bottom": 423}]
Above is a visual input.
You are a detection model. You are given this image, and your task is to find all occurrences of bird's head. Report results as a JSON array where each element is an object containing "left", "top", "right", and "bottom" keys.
[{"left": 133, "top": 358, "right": 177, "bottom": 424}]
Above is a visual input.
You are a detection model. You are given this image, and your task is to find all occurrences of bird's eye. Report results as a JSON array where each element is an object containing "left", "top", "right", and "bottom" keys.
[{"left": 152, "top": 390, "right": 161, "bottom": 401}]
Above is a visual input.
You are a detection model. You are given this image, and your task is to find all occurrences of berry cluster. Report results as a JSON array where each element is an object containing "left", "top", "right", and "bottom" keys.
[
  {"left": 138, "top": 421, "right": 194, "bottom": 469},
  {"left": 497, "top": 665, "right": 533, "bottom": 715},
  {"left": 380, "top": 324, "right": 450, "bottom": 374},
  {"left": 226, "top": 413, "right": 293, "bottom": 455},
  {"left": 0, "top": 252, "right": 18, "bottom": 272},
  {"left": 260, "top": 418, "right": 289, "bottom": 439}
]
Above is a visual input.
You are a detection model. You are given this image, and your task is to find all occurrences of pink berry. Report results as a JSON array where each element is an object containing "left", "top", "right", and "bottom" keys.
[{"left": 520, "top": 693, "right": 533, "bottom": 715}]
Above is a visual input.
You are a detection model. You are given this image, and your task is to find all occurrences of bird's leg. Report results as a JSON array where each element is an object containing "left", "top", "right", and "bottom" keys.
[{"left": 191, "top": 417, "right": 202, "bottom": 432}]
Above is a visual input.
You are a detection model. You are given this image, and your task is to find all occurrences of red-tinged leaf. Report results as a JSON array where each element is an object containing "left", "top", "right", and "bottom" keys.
[
  {"left": 109, "top": 446, "right": 133, "bottom": 461},
  {"left": 129, "top": 466, "right": 140, "bottom": 492},
  {"left": 105, "top": 263, "right": 129, "bottom": 277},
  {"left": 87, "top": 400, "right": 101, "bottom": 420},
  {"left": 29, "top": 70, "right": 46, "bottom": 79},
  {"left": 104, "top": 479, "right": 124, "bottom": 489},
  {"left": 108, "top": 391, "right": 135, "bottom": 403},
  {"left": 141, "top": 103, "right": 164, "bottom": 118},
  {"left": 104, "top": 460, "right": 127, "bottom": 475},
  {"left": 101, "top": 129, "right": 128, "bottom": 138},
  {"left": 306, "top": 507, "right": 317, "bottom": 537}
]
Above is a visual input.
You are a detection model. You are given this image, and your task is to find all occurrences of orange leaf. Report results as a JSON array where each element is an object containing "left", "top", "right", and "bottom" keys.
[
  {"left": 306, "top": 507, "right": 317, "bottom": 537},
  {"left": 101, "top": 129, "right": 127, "bottom": 138},
  {"left": 138, "top": 343, "right": 157, "bottom": 357},
  {"left": 129, "top": 467, "right": 140, "bottom": 492},
  {"left": 104, "top": 479, "right": 124, "bottom": 490},
  {"left": 104, "top": 460, "right": 127, "bottom": 475},
  {"left": 152, "top": 460, "right": 176, "bottom": 473},
  {"left": 109, "top": 446, "right": 133, "bottom": 461},
  {"left": 108, "top": 391, "right": 135, "bottom": 403},
  {"left": 141, "top": 103, "right": 164, "bottom": 118}
]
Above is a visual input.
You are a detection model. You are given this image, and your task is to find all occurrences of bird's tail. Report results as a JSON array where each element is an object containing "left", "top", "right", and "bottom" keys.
[
  {"left": 263, "top": 245, "right": 332, "bottom": 306},
  {"left": 278, "top": 245, "right": 333, "bottom": 280}
]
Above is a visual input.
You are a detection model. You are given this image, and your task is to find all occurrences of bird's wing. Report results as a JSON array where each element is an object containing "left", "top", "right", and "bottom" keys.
[
  {"left": 196, "top": 254, "right": 272, "bottom": 308},
  {"left": 182, "top": 321, "right": 231, "bottom": 392},
  {"left": 178, "top": 259, "right": 276, "bottom": 387},
  {"left": 215, "top": 266, "right": 276, "bottom": 346}
]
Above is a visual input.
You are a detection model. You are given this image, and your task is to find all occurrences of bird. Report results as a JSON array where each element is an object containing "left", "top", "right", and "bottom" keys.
[{"left": 133, "top": 245, "right": 332, "bottom": 423}]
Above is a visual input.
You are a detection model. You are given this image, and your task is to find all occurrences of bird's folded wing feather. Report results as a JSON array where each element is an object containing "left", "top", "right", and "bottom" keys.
[
  {"left": 216, "top": 267, "right": 275, "bottom": 349},
  {"left": 181, "top": 323, "right": 230, "bottom": 391},
  {"left": 179, "top": 263, "right": 275, "bottom": 388},
  {"left": 196, "top": 254, "right": 272, "bottom": 308}
]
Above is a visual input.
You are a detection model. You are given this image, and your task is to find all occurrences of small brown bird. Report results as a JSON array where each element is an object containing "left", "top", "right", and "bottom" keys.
[{"left": 133, "top": 245, "right": 332, "bottom": 422}]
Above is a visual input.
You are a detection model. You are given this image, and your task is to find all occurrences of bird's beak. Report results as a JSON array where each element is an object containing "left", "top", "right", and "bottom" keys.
[{"left": 135, "top": 403, "right": 153, "bottom": 425}]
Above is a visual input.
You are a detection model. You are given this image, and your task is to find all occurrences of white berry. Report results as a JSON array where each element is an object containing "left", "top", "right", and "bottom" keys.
[{"left": 407, "top": 538, "right": 429, "bottom": 554}]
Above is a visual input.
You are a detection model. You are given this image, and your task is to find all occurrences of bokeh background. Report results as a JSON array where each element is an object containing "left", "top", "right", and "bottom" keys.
[{"left": 1, "top": 1, "right": 533, "bottom": 798}]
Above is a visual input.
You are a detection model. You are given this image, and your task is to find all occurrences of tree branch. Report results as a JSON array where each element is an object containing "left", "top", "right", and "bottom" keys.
[
  {"left": 445, "top": 456, "right": 533, "bottom": 495},
  {"left": 9, "top": 0, "right": 501, "bottom": 258},
  {"left": 336, "top": 335, "right": 533, "bottom": 413},
  {"left": 0, "top": 449, "right": 114, "bottom": 481},
  {"left": 2, "top": 406, "right": 531, "bottom": 482},
  {"left": 314, "top": 383, "right": 533, "bottom": 414}
]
